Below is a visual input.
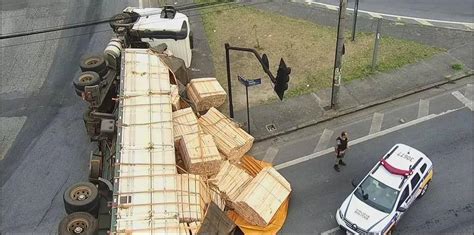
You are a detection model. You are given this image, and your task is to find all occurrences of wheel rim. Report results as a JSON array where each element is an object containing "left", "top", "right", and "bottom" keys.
[
  {"left": 67, "top": 218, "right": 89, "bottom": 234},
  {"left": 85, "top": 58, "right": 99, "bottom": 66},
  {"left": 421, "top": 184, "right": 428, "bottom": 195},
  {"left": 70, "top": 186, "right": 91, "bottom": 201},
  {"left": 79, "top": 75, "right": 94, "bottom": 83}
]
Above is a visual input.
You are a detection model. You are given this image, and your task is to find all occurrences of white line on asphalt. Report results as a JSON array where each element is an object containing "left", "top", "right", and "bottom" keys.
[
  {"left": 417, "top": 99, "right": 430, "bottom": 118},
  {"left": 275, "top": 108, "right": 461, "bottom": 170},
  {"left": 321, "top": 227, "right": 340, "bottom": 235},
  {"left": 415, "top": 19, "right": 434, "bottom": 26},
  {"left": 369, "top": 112, "right": 384, "bottom": 134},
  {"left": 368, "top": 12, "right": 382, "bottom": 19},
  {"left": 139, "top": 0, "right": 143, "bottom": 8},
  {"left": 307, "top": 1, "right": 473, "bottom": 27},
  {"left": 452, "top": 91, "right": 473, "bottom": 111},
  {"left": 465, "top": 84, "right": 474, "bottom": 100},
  {"left": 314, "top": 129, "right": 334, "bottom": 153},
  {"left": 263, "top": 146, "right": 279, "bottom": 163}
]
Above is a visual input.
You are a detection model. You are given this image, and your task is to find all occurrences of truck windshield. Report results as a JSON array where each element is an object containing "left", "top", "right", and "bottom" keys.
[{"left": 355, "top": 176, "right": 399, "bottom": 213}]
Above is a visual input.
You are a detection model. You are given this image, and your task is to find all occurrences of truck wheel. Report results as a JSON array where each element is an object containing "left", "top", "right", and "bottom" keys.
[
  {"left": 80, "top": 54, "right": 108, "bottom": 78},
  {"left": 73, "top": 71, "right": 100, "bottom": 92},
  {"left": 109, "top": 12, "right": 138, "bottom": 32},
  {"left": 58, "top": 212, "right": 98, "bottom": 235},
  {"left": 63, "top": 182, "right": 99, "bottom": 215}
]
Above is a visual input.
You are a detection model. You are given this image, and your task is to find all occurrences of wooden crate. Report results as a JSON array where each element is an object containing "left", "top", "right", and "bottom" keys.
[
  {"left": 234, "top": 166, "right": 291, "bottom": 227},
  {"left": 187, "top": 77, "right": 227, "bottom": 112},
  {"left": 210, "top": 161, "right": 252, "bottom": 207},
  {"left": 198, "top": 107, "right": 254, "bottom": 162},
  {"left": 173, "top": 107, "right": 200, "bottom": 145},
  {"left": 170, "top": 84, "right": 180, "bottom": 111},
  {"left": 179, "top": 133, "right": 223, "bottom": 176}
]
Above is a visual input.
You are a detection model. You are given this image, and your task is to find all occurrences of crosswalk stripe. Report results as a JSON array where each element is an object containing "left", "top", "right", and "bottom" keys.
[
  {"left": 452, "top": 91, "right": 473, "bottom": 111},
  {"left": 417, "top": 99, "right": 430, "bottom": 118},
  {"left": 262, "top": 146, "right": 279, "bottom": 163},
  {"left": 369, "top": 112, "right": 384, "bottom": 134},
  {"left": 314, "top": 129, "right": 334, "bottom": 153}
]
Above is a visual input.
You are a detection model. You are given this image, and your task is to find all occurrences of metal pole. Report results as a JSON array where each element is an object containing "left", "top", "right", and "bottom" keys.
[
  {"left": 225, "top": 43, "right": 234, "bottom": 118},
  {"left": 372, "top": 18, "right": 382, "bottom": 71},
  {"left": 331, "top": 0, "right": 347, "bottom": 108},
  {"left": 246, "top": 85, "right": 250, "bottom": 134},
  {"left": 351, "top": 0, "right": 360, "bottom": 41}
]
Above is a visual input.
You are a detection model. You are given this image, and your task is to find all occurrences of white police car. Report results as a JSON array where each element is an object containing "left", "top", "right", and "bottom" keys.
[{"left": 336, "top": 144, "right": 433, "bottom": 234}]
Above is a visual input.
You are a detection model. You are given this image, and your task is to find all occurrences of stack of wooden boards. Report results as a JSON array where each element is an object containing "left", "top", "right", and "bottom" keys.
[
  {"left": 173, "top": 107, "right": 255, "bottom": 176},
  {"left": 164, "top": 71, "right": 290, "bottom": 231},
  {"left": 187, "top": 77, "right": 227, "bottom": 112},
  {"left": 210, "top": 162, "right": 291, "bottom": 227}
]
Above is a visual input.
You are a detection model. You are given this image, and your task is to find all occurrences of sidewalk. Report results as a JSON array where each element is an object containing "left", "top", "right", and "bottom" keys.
[{"left": 232, "top": 42, "right": 473, "bottom": 141}]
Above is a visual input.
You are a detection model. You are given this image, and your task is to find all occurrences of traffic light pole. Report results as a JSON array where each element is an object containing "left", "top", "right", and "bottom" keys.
[
  {"left": 225, "top": 43, "right": 277, "bottom": 118},
  {"left": 331, "top": 0, "right": 347, "bottom": 109}
]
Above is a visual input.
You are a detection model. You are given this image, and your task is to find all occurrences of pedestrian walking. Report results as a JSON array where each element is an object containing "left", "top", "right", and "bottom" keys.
[{"left": 334, "top": 131, "right": 349, "bottom": 172}]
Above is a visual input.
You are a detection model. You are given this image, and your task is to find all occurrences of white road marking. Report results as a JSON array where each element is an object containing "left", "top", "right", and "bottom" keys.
[
  {"left": 321, "top": 227, "right": 340, "bottom": 235},
  {"left": 275, "top": 108, "right": 461, "bottom": 170},
  {"left": 262, "top": 146, "right": 279, "bottom": 163},
  {"left": 417, "top": 99, "right": 430, "bottom": 118},
  {"left": 415, "top": 19, "right": 434, "bottom": 26},
  {"left": 452, "top": 91, "right": 473, "bottom": 111},
  {"left": 139, "top": 0, "right": 143, "bottom": 8},
  {"left": 465, "top": 84, "right": 474, "bottom": 100},
  {"left": 314, "top": 129, "right": 334, "bottom": 152},
  {"left": 369, "top": 112, "right": 384, "bottom": 134},
  {"left": 368, "top": 12, "right": 382, "bottom": 19}
]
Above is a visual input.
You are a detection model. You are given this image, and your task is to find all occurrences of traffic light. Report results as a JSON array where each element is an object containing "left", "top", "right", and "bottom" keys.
[{"left": 274, "top": 58, "right": 291, "bottom": 100}]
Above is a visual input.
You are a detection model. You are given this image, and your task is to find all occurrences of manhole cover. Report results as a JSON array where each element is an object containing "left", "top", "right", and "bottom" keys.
[{"left": 265, "top": 124, "right": 277, "bottom": 132}]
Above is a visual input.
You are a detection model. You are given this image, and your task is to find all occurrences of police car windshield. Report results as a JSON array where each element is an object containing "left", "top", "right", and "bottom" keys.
[{"left": 355, "top": 176, "right": 399, "bottom": 213}]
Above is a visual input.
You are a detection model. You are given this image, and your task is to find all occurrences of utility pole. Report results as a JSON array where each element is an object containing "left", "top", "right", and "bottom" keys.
[
  {"left": 331, "top": 0, "right": 347, "bottom": 109},
  {"left": 371, "top": 18, "right": 382, "bottom": 71},
  {"left": 351, "top": 0, "right": 360, "bottom": 41}
]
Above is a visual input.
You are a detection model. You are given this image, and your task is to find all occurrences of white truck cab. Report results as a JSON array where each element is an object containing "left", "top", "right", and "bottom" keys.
[
  {"left": 336, "top": 144, "right": 434, "bottom": 234},
  {"left": 112, "top": 6, "right": 193, "bottom": 68}
]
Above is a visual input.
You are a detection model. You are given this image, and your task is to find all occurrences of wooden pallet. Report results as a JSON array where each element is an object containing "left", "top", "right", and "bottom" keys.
[
  {"left": 187, "top": 77, "right": 227, "bottom": 112},
  {"left": 233, "top": 167, "right": 291, "bottom": 227},
  {"left": 179, "top": 133, "right": 223, "bottom": 176},
  {"left": 198, "top": 107, "right": 254, "bottom": 162}
]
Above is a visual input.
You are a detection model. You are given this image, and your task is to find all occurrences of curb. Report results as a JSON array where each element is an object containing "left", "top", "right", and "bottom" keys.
[{"left": 254, "top": 71, "right": 473, "bottom": 142}]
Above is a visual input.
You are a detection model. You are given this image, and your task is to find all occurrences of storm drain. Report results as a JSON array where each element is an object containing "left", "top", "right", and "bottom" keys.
[{"left": 265, "top": 124, "right": 277, "bottom": 132}]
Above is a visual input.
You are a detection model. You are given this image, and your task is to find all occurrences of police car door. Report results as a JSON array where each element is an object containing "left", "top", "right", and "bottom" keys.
[
  {"left": 407, "top": 173, "right": 422, "bottom": 205},
  {"left": 395, "top": 186, "right": 410, "bottom": 222}
]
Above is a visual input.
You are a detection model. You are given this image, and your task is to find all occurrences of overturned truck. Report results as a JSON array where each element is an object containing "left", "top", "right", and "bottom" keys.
[
  {"left": 59, "top": 7, "right": 234, "bottom": 235},
  {"left": 59, "top": 6, "right": 291, "bottom": 235}
]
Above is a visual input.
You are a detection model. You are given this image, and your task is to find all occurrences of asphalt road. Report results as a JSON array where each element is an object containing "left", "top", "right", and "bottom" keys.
[
  {"left": 261, "top": 85, "right": 474, "bottom": 234},
  {"left": 312, "top": 0, "right": 474, "bottom": 22},
  {"left": 0, "top": 0, "right": 136, "bottom": 233}
]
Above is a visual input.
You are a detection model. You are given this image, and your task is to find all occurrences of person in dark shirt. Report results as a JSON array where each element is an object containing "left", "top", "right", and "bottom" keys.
[{"left": 334, "top": 131, "right": 349, "bottom": 172}]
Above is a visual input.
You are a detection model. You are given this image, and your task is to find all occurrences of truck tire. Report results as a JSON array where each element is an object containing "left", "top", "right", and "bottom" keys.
[
  {"left": 109, "top": 12, "right": 138, "bottom": 32},
  {"left": 63, "top": 182, "right": 99, "bottom": 215},
  {"left": 73, "top": 71, "right": 100, "bottom": 92},
  {"left": 58, "top": 212, "right": 98, "bottom": 235},
  {"left": 79, "top": 54, "right": 108, "bottom": 78}
]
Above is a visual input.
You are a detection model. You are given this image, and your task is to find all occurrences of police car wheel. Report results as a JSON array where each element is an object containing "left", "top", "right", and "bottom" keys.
[{"left": 418, "top": 181, "right": 430, "bottom": 199}]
